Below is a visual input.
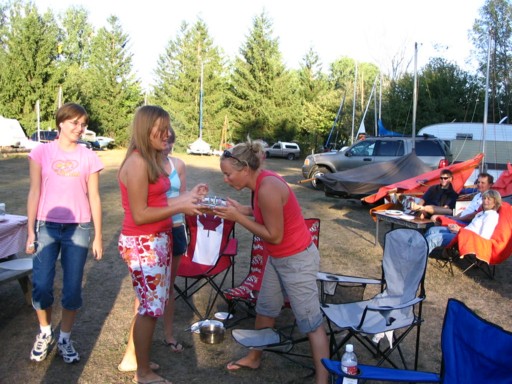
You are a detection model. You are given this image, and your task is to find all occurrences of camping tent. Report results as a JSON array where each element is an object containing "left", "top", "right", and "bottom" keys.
[{"left": 0, "top": 116, "right": 27, "bottom": 147}]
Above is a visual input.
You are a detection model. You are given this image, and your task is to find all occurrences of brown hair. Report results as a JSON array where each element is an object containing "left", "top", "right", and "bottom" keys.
[
  {"left": 121, "top": 105, "right": 170, "bottom": 183},
  {"left": 55, "top": 103, "right": 88, "bottom": 133},
  {"left": 440, "top": 169, "right": 453, "bottom": 178},
  {"left": 477, "top": 172, "right": 494, "bottom": 185}
]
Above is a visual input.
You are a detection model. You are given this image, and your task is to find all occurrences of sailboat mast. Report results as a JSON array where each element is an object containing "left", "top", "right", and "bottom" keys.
[
  {"left": 351, "top": 62, "right": 358, "bottom": 144},
  {"left": 481, "top": 31, "right": 492, "bottom": 172},
  {"left": 199, "top": 60, "right": 204, "bottom": 139},
  {"left": 412, "top": 42, "right": 418, "bottom": 150}
]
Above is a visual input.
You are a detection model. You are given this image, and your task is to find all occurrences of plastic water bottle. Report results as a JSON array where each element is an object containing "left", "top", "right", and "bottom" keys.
[{"left": 341, "top": 344, "right": 358, "bottom": 384}]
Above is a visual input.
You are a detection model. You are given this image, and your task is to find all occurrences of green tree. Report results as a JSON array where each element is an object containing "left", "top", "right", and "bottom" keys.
[
  {"left": 471, "top": 0, "right": 512, "bottom": 122},
  {"left": 382, "top": 58, "right": 480, "bottom": 133},
  {"left": 0, "top": 1, "right": 60, "bottom": 131},
  {"left": 295, "top": 48, "right": 336, "bottom": 152},
  {"left": 152, "top": 19, "right": 228, "bottom": 151},
  {"left": 54, "top": 6, "right": 95, "bottom": 110},
  {"left": 229, "top": 12, "right": 301, "bottom": 142},
  {"left": 419, "top": 58, "right": 481, "bottom": 125},
  {"left": 86, "top": 15, "right": 142, "bottom": 144}
]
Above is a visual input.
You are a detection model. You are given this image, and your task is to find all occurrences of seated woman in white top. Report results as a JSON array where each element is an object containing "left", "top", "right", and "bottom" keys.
[{"left": 425, "top": 189, "right": 501, "bottom": 254}]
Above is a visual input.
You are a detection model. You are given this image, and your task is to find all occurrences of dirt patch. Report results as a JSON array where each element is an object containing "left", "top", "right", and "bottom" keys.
[{"left": 0, "top": 150, "right": 511, "bottom": 383}]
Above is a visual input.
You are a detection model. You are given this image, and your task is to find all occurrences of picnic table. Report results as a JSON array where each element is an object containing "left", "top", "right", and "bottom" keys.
[
  {"left": 374, "top": 210, "right": 433, "bottom": 246},
  {"left": 0, "top": 214, "right": 32, "bottom": 305}
]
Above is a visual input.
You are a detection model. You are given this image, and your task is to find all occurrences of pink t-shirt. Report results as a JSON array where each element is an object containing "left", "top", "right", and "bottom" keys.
[{"left": 29, "top": 141, "right": 104, "bottom": 223}]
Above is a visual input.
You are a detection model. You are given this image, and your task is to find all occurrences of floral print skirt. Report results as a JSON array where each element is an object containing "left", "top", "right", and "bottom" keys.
[{"left": 118, "top": 231, "right": 172, "bottom": 317}]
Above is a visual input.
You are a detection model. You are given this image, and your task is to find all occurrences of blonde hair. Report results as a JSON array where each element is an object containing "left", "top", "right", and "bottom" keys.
[
  {"left": 121, "top": 105, "right": 170, "bottom": 183},
  {"left": 482, "top": 189, "right": 502, "bottom": 211},
  {"left": 222, "top": 137, "right": 265, "bottom": 171}
]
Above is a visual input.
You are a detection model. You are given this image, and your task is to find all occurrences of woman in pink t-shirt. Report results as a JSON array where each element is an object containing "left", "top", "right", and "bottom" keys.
[{"left": 26, "top": 103, "right": 104, "bottom": 364}]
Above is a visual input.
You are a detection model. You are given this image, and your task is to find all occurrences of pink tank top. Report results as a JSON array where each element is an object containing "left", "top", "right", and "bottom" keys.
[
  {"left": 119, "top": 174, "right": 172, "bottom": 236},
  {"left": 252, "top": 170, "right": 311, "bottom": 258}
]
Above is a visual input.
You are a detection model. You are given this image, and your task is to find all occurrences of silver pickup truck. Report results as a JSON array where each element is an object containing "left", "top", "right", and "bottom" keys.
[
  {"left": 265, "top": 141, "right": 301, "bottom": 160},
  {"left": 302, "top": 136, "right": 452, "bottom": 189}
]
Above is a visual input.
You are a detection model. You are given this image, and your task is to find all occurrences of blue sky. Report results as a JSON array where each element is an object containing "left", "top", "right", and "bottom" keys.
[{"left": 33, "top": 0, "right": 484, "bottom": 89}]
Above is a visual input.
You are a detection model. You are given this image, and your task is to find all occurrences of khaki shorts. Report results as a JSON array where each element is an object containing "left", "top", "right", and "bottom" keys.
[{"left": 256, "top": 243, "right": 323, "bottom": 334}]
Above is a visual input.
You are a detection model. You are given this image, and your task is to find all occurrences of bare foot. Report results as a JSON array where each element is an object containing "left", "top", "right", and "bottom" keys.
[
  {"left": 226, "top": 356, "right": 260, "bottom": 371},
  {"left": 410, "top": 202, "right": 421, "bottom": 211},
  {"left": 117, "top": 361, "right": 160, "bottom": 372}
]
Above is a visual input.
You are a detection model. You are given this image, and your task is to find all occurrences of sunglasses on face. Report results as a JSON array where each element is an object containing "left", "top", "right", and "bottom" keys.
[{"left": 440, "top": 176, "right": 451, "bottom": 180}]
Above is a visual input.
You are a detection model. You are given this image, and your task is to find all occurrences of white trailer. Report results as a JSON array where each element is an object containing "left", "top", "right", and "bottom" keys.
[{"left": 418, "top": 123, "right": 512, "bottom": 167}]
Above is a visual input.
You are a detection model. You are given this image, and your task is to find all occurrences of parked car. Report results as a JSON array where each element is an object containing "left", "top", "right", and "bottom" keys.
[
  {"left": 96, "top": 136, "right": 115, "bottom": 149},
  {"left": 30, "top": 130, "right": 58, "bottom": 143},
  {"left": 30, "top": 130, "right": 93, "bottom": 149},
  {"left": 82, "top": 129, "right": 115, "bottom": 149},
  {"left": 265, "top": 141, "right": 301, "bottom": 160},
  {"left": 302, "top": 135, "right": 452, "bottom": 189}
]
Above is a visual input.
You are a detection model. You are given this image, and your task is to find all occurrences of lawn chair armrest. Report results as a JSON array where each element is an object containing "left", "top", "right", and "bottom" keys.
[
  {"left": 223, "top": 238, "right": 238, "bottom": 256},
  {"left": 321, "top": 359, "right": 440, "bottom": 382},
  {"left": 366, "top": 296, "right": 424, "bottom": 311},
  {"left": 317, "top": 271, "right": 381, "bottom": 285}
]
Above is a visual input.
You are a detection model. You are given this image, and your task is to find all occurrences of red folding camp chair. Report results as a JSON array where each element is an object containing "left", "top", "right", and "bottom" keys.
[
  {"left": 224, "top": 218, "right": 320, "bottom": 326},
  {"left": 174, "top": 213, "right": 238, "bottom": 320}
]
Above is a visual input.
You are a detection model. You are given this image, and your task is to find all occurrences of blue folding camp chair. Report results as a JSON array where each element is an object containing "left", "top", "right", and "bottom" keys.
[
  {"left": 322, "top": 298, "right": 512, "bottom": 383},
  {"left": 320, "top": 228, "right": 429, "bottom": 370}
]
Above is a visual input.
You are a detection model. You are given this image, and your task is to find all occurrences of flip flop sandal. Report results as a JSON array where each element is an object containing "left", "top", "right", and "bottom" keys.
[
  {"left": 226, "top": 361, "right": 259, "bottom": 371},
  {"left": 162, "top": 339, "right": 184, "bottom": 353},
  {"left": 131, "top": 379, "right": 172, "bottom": 384}
]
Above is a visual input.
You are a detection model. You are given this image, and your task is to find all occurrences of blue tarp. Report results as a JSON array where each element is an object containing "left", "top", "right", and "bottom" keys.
[{"left": 378, "top": 120, "right": 403, "bottom": 137}]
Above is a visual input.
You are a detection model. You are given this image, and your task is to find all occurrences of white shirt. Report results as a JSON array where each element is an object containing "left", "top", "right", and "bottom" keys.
[
  {"left": 465, "top": 210, "right": 499, "bottom": 239},
  {"left": 459, "top": 192, "right": 484, "bottom": 217}
]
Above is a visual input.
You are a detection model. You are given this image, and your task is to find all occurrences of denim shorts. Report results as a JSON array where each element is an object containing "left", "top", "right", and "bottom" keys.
[
  {"left": 118, "top": 231, "right": 172, "bottom": 318},
  {"left": 256, "top": 243, "right": 323, "bottom": 334},
  {"left": 32, "top": 221, "right": 91, "bottom": 311},
  {"left": 172, "top": 224, "right": 187, "bottom": 257}
]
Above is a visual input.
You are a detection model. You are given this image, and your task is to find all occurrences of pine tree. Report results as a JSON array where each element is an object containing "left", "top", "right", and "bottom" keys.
[
  {"left": 0, "top": 2, "right": 60, "bottom": 131},
  {"left": 86, "top": 15, "right": 142, "bottom": 144},
  {"left": 153, "top": 19, "right": 228, "bottom": 151},
  {"left": 229, "top": 12, "right": 301, "bottom": 142}
]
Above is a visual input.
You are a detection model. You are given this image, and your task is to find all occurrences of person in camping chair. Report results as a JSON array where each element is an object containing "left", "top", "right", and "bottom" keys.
[
  {"left": 431, "top": 172, "right": 494, "bottom": 224},
  {"left": 410, "top": 169, "right": 458, "bottom": 218},
  {"left": 424, "top": 189, "right": 501, "bottom": 254}
]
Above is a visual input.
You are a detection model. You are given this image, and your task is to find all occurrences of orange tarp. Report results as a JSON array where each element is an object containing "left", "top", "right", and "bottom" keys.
[
  {"left": 363, "top": 153, "right": 484, "bottom": 204},
  {"left": 493, "top": 163, "right": 512, "bottom": 197}
]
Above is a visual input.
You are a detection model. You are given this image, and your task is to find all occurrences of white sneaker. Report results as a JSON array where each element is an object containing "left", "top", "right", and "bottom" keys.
[
  {"left": 30, "top": 332, "right": 55, "bottom": 362},
  {"left": 57, "top": 339, "right": 80, "bottom": 363}
]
